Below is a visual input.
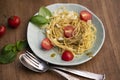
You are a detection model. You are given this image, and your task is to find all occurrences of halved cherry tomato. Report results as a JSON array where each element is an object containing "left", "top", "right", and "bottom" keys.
[
  {"left": 41, "top": 38, "right": 53, "bottom": 50},
  {"left": 63, "top": 26, "right": 74, "bottom": 38},
  {"left": 62, "top": 50, "right": 74, "bottom": 61},
  {"left": 80, "top": 10, "right": 92, "bottom": 22},
  {"left": 8, "top": 16, "right": 21, "bottom": 28},
  {"left": 0, "top": 25, "right": 6, "bottom": 37}
]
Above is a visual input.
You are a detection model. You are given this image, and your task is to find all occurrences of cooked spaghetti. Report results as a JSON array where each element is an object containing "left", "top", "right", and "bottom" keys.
[{"left": 46, "top": 7, "right": 96, "bottom": 55}]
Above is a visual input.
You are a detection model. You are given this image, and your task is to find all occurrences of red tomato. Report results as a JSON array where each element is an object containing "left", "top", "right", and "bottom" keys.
[
  {"left": 62, "top": 50, "right": 74, "bottom": 61},
  {"left": 63, "top": 26, "right": 74, "bottom": 38},
  {"left": 41, "top": 38, "right": 53, "bottom": 50},
  {"left": 8, "top": 16, "right": 21, "bottom": 28},
  {"left": 0, "top": 25, "right": 6, "bottom": 37},
  {"left": 80, "top": 10, "right": 92, "bottom": 21}
]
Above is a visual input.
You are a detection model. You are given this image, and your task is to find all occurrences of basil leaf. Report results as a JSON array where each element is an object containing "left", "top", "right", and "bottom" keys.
[
  {"left": 0, "top": 44, "right": 17, "bottom": 64},
  {"left": 1, "top": 44, "right": 16, "bottom": 55},
  {"left": 39, "top": 7, "right": 52, "bottom": 17},
  {"left": 30, "top": 15, "right": 49, "bottom": 26},
  {"left": 0, "top": 40, "right": 28, "bottom": 64},
  {"left": 0, "top": 51, "right": 17, "bottom": 64},
  {"left": 16, "top": 40, "right": 28, "bottom": 51}
]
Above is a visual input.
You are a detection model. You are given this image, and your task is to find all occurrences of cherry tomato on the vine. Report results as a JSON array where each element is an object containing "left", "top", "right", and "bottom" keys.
[
  {"left": 80, "top": 10, "right": 92, "bottom": 22},
  {"left": 41, "top": 38, "right": 53, "bottom": 50},
  {"left": 62, "top": 50, "right": 74, "bottom": 61},
  {"left": 0, "top": 25, "right": 6, "bottom": 37},
  {"left": 63, "top": 26, "right": 74, "bottom": 38},
  {"left": 8, "top": 16, "right": 21, "bottom": 28}
]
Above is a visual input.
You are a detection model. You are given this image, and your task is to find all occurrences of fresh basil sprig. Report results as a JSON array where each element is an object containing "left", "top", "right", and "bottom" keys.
[
  {"left": 39, "top": 7, "right": 52, "bottom": 17},
  {"left": 30, "top": 15, "right": 49, "bottom": 26},
  {"left": 16, "top": 40, "right": 28, "bottom": 51},
  {"left": 30, "top": 7, "right": 52, "bottom": 27},
  {"left": 0, "top": 40, "right": 28, "bottom": 64}
]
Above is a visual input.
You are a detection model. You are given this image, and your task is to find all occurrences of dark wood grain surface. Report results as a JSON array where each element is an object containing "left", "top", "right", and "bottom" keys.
[{"left": 0, "top": 0, "right": 120, "bottom": 80}]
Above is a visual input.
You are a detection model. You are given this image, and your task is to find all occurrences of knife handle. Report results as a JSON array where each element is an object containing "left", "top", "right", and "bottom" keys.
[
  {"left": 51, "top": 68, "right": 80, "bottom": 80},
  {"left": 53, "top": 67, "right": 105, "bottom": 80}
]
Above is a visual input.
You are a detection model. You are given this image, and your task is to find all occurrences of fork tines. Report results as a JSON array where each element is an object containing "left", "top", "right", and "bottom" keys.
[{"left": 23, "top": 51, "right": 40, "bottom": 68}]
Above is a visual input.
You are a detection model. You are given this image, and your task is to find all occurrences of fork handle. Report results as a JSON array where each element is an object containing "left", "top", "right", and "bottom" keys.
[
  {"left": 53, "top": 67, "right": 105, "bottom": 80},
  {"left": 51, "top": 68, "right": 80, "bottom": 80}
]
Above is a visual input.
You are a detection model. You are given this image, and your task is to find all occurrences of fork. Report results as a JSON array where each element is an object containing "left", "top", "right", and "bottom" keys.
[
  {"left": 20, "top": 51, "right": 80, "bottom": 80},
  {"left": 20, "top": 51, "right": 105, "bottom": 80}
]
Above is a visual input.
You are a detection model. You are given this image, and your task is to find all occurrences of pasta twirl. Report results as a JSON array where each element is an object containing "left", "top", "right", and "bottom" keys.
[{"left": 46, "top": 7, "right": 96, "bottom": 55}]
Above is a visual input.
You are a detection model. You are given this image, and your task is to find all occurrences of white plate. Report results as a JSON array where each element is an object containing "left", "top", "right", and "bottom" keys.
[{"left": 27, "top": 3, "right": 105, "bottom": 66}]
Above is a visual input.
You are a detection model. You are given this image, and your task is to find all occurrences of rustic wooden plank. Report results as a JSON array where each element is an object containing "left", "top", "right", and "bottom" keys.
[{"left": 0, "top": 0, "right": 120, "bottom": 80}]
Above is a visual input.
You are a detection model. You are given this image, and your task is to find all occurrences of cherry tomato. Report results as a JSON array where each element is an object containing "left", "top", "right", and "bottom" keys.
[
  {"left": 0, "top": 25, "right": 6, "bottom": 37},
  {"left": 8, "top": 16, "right": 21, "bottom": 28},
  {"left": 80, "top": 10, "right": 92, "bottom": 22},
  {"left": 63, "top": 26, "right": 74, "bottom": 38},
  {"left": 62, "top": 50, "right": 74, "bottom": 61},
  {"left": 41, "top": 38, "right": 53, "bottom": 50}
]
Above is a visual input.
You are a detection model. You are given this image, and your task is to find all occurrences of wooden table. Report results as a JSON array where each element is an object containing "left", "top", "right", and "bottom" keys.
[{"left": 0, "top": 0, "right": 120, "bottom": 80}]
